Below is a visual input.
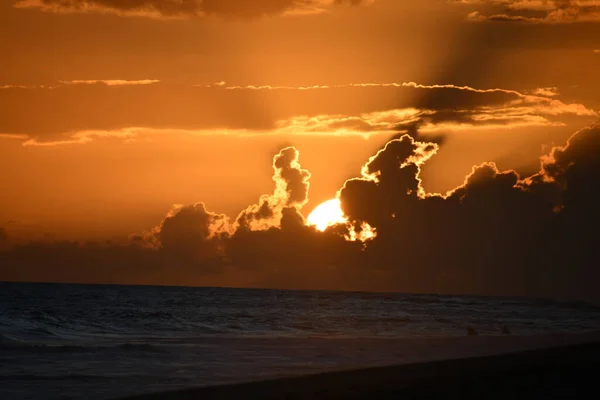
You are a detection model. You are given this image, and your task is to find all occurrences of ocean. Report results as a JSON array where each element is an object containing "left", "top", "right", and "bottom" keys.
[{"left": 1, "top": 282, "right": 600, "bottom": 400}]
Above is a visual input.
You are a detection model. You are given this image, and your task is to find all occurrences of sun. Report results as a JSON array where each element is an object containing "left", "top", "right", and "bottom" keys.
[{"left": 307, "top": 198, "right": 347, "bottom": 232}]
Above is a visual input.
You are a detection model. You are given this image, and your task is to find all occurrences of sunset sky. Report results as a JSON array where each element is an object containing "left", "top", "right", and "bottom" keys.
[{"left": 1, "top": 0, "right": 599, "bottom": 299}]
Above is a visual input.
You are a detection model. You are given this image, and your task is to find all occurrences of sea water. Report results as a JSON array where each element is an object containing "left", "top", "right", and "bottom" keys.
[{"left": 1, "top": 282, "right": 600, "bottom": 399}]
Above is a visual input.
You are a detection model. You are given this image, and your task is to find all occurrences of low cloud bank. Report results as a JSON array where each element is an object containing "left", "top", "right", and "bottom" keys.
[{"left": 1, "top": 125, "right": 599, "bottom": 300}]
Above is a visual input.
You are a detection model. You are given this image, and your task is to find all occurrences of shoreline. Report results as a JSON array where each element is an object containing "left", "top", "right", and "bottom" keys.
[{"left": 118, "top": 338, "right": 600, "bottom": 399}]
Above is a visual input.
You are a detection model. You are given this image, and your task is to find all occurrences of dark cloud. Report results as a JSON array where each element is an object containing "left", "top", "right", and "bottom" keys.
[
  {"left": 343, "top": 125, "right": 600, "bottom": 298},
  {"left": 339, "top": 135, "right": 438, "bottom": 228},
  {"left": 124, "top": 203, "right": 229, "bottom": 276},
  {"left": 14, "top": 0, "right": 371, "bottom": 18},
  {"left": 224, "top": 222, "right": 364, "bottom": 289},
  {"left": 156, "top": 203, "right": 226, "bottom": 249},
  {"left": 1, "top": 125, "right": 599, "bottom": 300}
]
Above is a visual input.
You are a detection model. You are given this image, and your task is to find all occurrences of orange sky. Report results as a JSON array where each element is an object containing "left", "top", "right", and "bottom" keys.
[
  {"left": 2, "top": 0, "right": 598, "bottom": 241},
  {"left": 1, "top": 0, "right": 600, "bottom": 299}
]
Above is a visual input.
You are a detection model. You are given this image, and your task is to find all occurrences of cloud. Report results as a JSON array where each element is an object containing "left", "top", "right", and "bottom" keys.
[
  {"left": 156, "top": 203, "right": 229, "bottom": 246},
  {"left": 269, "top": 82, "right": 596, "bottom": 138},
  {"left": 1, "top": 81, "right": 595, "bottom": 146},
  {"left": 20, "top": 127, "right": 142, "bottom": 146},
  {"left": 0, "top": 80, "right": 159, "bottom": 89},
  {"left": 1, "top": 125, "right": 600, "bottom": 298},
  {"left": 0, "top": 85, "right": 46, "bottom": 89},
  {"left": 125, "top": 145, "right": 313, "bottom": 275},
  {"left": 60, "top": 80, "right": 160, "bottom": 86},
  {"left": 452, "top": 0, "right": 600, "bottom": 23},
  {"left": 339, "top": 135, "right": 439, "bottom": 228},
  {"left": 145, "top": 203, "right": 230, "bottom": 273},
  {"left": 235, "top": 147, "right": 311, "bottom": 231},
  {"left": 528, "top": 123, "right": 600, "bottom": 206},
  {"left": 0, "top": 133, "right": 29, "bottom": 140},
  {"left": 529, "top": 87, "right": 560, "bottom": 97},
  {"left": 168, "top": 124, "right": 600, "bottom": 297},
  {"left": 14, "top": 0, "right": 373, "bottom": 19}
]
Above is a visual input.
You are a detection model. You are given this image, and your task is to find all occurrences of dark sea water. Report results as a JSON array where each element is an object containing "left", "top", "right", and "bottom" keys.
[{"left": 1, "top": 282, "right": 600, "bottom": 400}]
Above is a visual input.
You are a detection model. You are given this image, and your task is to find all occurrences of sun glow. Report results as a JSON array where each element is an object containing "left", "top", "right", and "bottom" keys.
[{"left": 307, "top": 198, "right": 347, "bottom": 231}]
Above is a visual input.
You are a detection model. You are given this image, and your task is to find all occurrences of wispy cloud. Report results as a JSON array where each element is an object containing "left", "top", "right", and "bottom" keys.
[
  {"left": 14, "top": 0, "right": 373, "bottom": 19},
  {"left": 528, "top": 87, "right": 560, "bottom": 97},
  {"left": 2, "top": 81, "right": 596, "bottom": 146},
  {"left": 21, "top": 128, "right": 141, "bottom": 147},
  {"left": 1, "top": 80, "right": 160, "bottom": 89},
  {"left": 452, "top": 0, "right": 600, "bottom": 23},
  {"left": 60, "top": 80, "right": 160, "bottom": 86},
  {"left": 0, "top": 85, "right": 54, "bottom": 90},
  {"left": 0, "top": 133, "right": 29, "bottom": 140},
  {"left": 217, "top": 81, "right": 529, "bottom": 95},
  {"left": 18, "top": 127, "right": 253, "bottom": 147},
  {"left": 218, "top": 81, "right": 597, "bottom": 132}
]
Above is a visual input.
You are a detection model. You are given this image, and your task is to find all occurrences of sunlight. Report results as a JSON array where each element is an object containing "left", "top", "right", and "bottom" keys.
[{"left": 307, "top": 198, "right": 347, "bottom": 231}]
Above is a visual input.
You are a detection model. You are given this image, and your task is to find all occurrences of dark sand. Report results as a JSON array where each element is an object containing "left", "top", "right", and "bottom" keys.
[{"left": 119, "top": 341, "right": 600, "bottom": 399}]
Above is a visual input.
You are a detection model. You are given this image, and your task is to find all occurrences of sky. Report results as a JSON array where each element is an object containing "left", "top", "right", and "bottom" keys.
[{"left": 1, "top": 0, "right": 599, "bottom": 300}]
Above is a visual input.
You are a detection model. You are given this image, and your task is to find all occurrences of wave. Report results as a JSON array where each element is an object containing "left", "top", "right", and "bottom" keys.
[
  {"left": 554, "top": 300, "right": 600, "bottom": 312},
  {"left": 3, "top": 284, "right": 600, "bottom": 349},
  {"left": 0, "top": 333, "right": 21, "bottom": 347}
]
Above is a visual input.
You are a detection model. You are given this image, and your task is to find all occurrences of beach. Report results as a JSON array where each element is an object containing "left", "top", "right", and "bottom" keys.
[{"left": 120, "top": 338, "right": 600, "bottom": 399}]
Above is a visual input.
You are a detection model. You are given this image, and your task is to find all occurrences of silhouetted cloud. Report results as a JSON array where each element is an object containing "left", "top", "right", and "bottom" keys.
[
  {"left": 1, "top": 123, "right": 599, "bottom": 299},
  {"left": 236, "top": 147, "right": 311, "bottom": 231},
  {"left": 14, "top": 0, "right": 372, "bottom": 19},
  {"left": 340, "top": 125, "right": 600, "bottom": 297},
  {"left": 339, "top": 135, "right": 439, "bottom": 228}
]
